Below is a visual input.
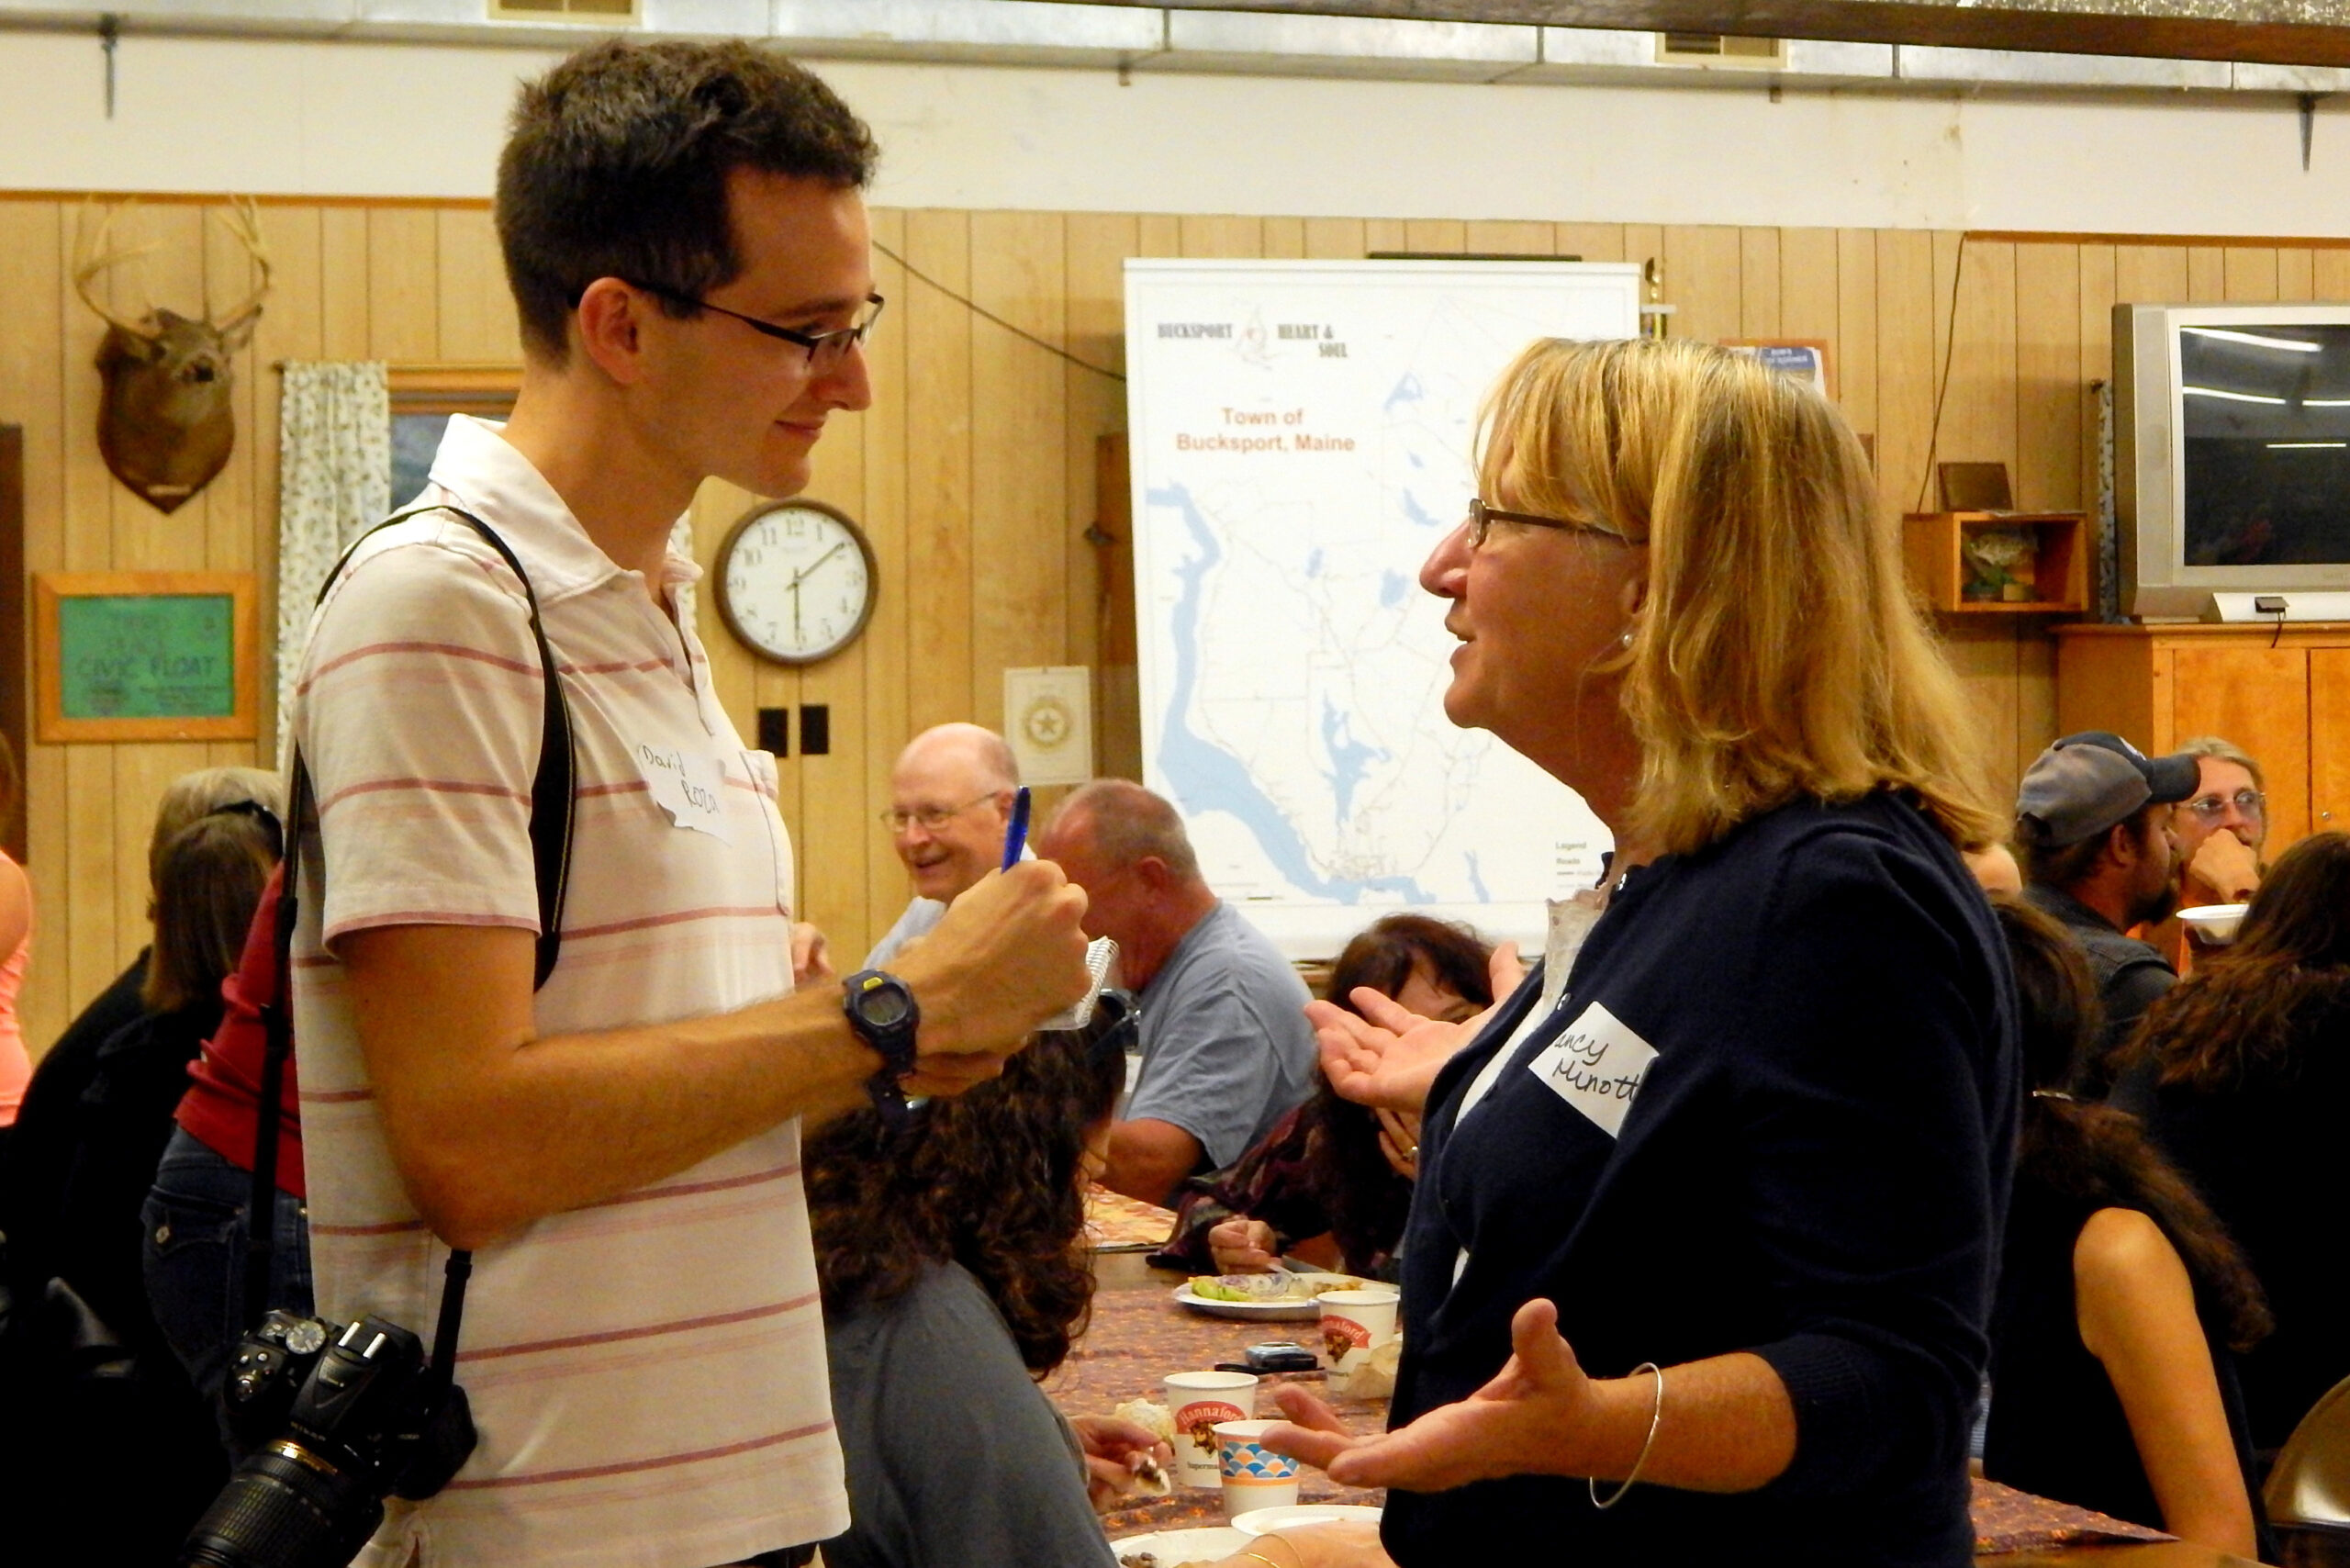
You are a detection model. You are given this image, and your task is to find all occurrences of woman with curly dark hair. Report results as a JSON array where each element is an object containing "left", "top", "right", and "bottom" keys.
[
  {"left": 807, "top": 1014, "right": 1169, "bottom": 1568},
  {"left": 2127, "top": 829, "right": 2350, "bottom": 1452},
  {"left": 1153, "top": 913, "right": 1500, "bottom": 1281},
  {"left": 1984, "top": 897, "right": 2270, "bottom": 1558}
]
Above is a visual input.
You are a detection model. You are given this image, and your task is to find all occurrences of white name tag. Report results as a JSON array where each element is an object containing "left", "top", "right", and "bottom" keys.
[
  {"left": 635, "top": 742, "right": 732, "bottom": 842},
  {"left": 1526, "top": 1002, "right": 1656, "bottom": 1139}
]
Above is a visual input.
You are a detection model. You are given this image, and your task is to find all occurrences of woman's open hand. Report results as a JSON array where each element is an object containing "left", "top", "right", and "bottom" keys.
[
  {"left": 1266, "top": 1298, "right": 1631, "bottom": 1494},
  {"left": 1310, "top": 941, "right": 1523, "bottom": 1113}
]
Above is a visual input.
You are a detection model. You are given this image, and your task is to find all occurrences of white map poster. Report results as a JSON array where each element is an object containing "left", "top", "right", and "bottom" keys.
[{"left": 1125, "top": 259, "right": 1642, "bottom": 958}]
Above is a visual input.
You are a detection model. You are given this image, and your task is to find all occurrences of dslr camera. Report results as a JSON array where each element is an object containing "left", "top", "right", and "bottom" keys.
[{"left": 179, "top": 1309, "right": 476, "bottom": 1568}]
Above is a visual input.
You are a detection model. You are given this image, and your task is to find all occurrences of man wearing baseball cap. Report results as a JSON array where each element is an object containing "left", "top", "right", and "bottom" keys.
[{"left": 2016, "top": 731, "right": 2199, "bottom": 1094}]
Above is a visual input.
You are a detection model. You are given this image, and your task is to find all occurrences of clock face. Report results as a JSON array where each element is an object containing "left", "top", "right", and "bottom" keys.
[{"left": 713, "top": 499, "right": 877, "bottom": 666}]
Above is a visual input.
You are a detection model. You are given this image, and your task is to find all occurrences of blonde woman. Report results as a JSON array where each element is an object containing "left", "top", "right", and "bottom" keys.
[{"left": 1273, "top": 339, "right": 2020, "bottom": 1568}]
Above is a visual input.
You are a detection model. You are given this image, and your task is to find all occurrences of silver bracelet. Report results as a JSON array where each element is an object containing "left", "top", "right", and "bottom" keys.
[{"left": 1588, "top": 1361, "right": 1664, "bottom": 1510}]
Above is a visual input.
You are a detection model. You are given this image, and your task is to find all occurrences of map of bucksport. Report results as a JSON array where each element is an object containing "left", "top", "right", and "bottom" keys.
[{"left": 1125, "top": 260, "right": 1641, "bottom": 955}]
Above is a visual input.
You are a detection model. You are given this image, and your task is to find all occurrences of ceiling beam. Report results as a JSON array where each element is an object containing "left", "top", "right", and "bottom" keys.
[{"left": 1060, "top": 0, "right": 2350, "bottom": 68}]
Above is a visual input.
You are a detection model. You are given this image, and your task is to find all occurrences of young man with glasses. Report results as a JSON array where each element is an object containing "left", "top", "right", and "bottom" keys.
[
  {"left": 863, "top": 723, "right": 1024, "bottom": 969},
  {"left": 287, "top": 40, "right": 1090, "bottom": 1568}
]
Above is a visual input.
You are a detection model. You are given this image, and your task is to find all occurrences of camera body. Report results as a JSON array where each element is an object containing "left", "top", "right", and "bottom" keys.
[{"left": 180, "top": 1310, "right": 476, "bottom": 1568}]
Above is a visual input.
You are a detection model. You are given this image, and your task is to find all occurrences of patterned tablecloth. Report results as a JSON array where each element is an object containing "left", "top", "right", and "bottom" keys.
[{"left": 1054, "top": 1280, "right": 2174, "bottom": 1553}]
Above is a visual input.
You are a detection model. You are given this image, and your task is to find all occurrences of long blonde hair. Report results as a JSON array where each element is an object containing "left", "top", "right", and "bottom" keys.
[{"left": 1478, "top": 337, "right": 1999, "bottom": 856}]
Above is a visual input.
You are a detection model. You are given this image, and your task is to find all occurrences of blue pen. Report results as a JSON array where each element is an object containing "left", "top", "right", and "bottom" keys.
[{"left": 1001, "top": 785, "right": 1032, "bottom": 870}]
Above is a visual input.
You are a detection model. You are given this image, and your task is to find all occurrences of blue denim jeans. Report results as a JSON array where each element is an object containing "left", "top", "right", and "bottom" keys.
[{"left": 141, "top": 1126, "right": 313, "bottom": 1434}]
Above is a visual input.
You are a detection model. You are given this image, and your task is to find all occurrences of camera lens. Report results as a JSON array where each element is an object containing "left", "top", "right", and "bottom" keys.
[{"left": 180, "top": 1442, "right": 386, "bottom": 1568}]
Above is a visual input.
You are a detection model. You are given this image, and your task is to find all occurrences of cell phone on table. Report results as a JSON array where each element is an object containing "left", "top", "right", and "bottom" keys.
[{"left": 1239, "top": 1340, "right": 1319, "bottom": 1372}]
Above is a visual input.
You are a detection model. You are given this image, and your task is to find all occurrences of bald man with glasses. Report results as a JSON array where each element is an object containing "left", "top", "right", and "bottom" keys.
[{"left": 863, "top": 723, "right": 1024, "bottom": 969}]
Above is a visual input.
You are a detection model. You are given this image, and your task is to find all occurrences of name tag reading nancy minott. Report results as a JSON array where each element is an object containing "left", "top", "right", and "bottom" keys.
[{"left": 1527, "top": 1002, "right": 1658, "bottom": 1139}]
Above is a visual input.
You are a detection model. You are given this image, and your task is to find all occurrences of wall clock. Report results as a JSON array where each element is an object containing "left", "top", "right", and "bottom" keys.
[{"left": 713, "top": 498, "right": 877, "bottom": 666}]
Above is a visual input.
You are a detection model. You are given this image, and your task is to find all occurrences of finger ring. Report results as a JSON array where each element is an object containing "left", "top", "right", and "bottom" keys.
[{"left": 1403, "top": 1145, "right": 1418, "bottom": 1160}]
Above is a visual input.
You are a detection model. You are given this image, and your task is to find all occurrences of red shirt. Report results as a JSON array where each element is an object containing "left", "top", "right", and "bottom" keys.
[{"left": 174, "top": 863, "right": 304, "bottom": 1197}]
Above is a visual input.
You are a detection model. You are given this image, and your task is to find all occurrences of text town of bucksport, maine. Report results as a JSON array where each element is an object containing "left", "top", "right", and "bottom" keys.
[{"left": 1175, "top": 407, "right": 1360, "bottom": 454}]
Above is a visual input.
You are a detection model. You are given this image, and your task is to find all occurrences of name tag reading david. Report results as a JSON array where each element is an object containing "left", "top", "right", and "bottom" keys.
[
  {"left": 636, "top": 742, "right": 731, "bottom": 843},
  {"left": 1527, "top": 1002, "right": 1657, "bottom": 1139}
]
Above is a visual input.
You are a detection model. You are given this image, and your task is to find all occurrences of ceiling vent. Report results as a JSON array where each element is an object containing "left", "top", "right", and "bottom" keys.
[
  {"left": 1655, "top": 32, "right": 1787, "bottom": 69},
  {"left": 488, "top": 0, "right": 638, "bottom": 24}
]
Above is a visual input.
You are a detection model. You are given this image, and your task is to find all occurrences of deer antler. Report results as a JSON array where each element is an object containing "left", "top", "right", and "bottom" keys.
[
  {"left": 73, "top": 197, "right": 160, "bottom": 340},
  {"left": 210, "top": 197, "right": 272, "bottom": 340}
]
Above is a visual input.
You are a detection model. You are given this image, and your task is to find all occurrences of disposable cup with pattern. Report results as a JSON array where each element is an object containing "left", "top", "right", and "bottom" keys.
[
  {"left": 1215, "top": 1418, "right": 1303, "bottom": 1518},
  {"left": 1165, "top": 1370, "right": 1259, "bottom": 1489}
]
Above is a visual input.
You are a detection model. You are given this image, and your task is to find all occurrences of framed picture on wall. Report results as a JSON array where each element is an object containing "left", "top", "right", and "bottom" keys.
[
  {"left": 389, "top": 364, "right": 520, "bottom": 510},
  {"left": 34, "top": 571, "right": 260, "bottom": 743}
]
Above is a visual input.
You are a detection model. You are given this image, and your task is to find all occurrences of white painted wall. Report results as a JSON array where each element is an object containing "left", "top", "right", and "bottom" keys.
[{"left": 3, "top": 28, "right": 2348, "bottom": 235}]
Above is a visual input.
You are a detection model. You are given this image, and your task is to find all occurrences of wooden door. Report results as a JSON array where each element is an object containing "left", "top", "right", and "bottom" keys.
[
  {"left": 2169, "top": 645, "right": 2311, "bottom": 848},
  {"left": 2308, "top": 648, "right": 2350, "bottom": 842}
]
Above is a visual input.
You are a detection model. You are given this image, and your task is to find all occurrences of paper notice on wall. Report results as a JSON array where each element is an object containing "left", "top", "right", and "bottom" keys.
[{"left": 1005, "top": 666, "right": 1093, "bottom": 786}]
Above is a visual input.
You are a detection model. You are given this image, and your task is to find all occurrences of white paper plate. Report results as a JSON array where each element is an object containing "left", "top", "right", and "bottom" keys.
[
  {"left": 1171, "top": 1275, "right": 1362, "bottom": 1321},
  {"left": 1232, "top": 1503, "right": 1385, "bottom": 1536},
  {"left": 2180, "top": 902, "right": 2249, "bottom": 944},
  {"left": 1111, "top": 1525, "right": 1250, "bottom": 1563}
]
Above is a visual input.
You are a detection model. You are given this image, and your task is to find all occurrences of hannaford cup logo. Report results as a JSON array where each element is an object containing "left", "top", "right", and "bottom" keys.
[
  {"left": 1322, "top": 1316, "right": 1371, "bottom": 1361},
  {"left": 1180, "top": 1402, "right": 1246, "bottom": 1446}
]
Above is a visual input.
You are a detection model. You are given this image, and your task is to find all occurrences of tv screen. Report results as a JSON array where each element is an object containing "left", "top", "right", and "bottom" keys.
[{"left": 2180, "top": 323, "right": 2350, "bottom": 568}]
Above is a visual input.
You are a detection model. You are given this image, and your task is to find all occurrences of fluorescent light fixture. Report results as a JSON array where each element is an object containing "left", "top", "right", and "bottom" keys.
[
  {"left": 2267, "top": 441, "right": 2347, "bottom": 448},
  {"left": 2184, "top": 327, "right": 2323, "bottom": 353},
  {"left": 2306, "top": 398, "right": 2350, "bottom": 407},
  {"left": 2183, "top": 386, "right": 2288, "bottom": 405}
]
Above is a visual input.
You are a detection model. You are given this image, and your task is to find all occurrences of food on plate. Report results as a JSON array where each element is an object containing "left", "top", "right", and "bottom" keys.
[{"left": 1187, "top": 1271, "right": 1363, "bottom": 1304}]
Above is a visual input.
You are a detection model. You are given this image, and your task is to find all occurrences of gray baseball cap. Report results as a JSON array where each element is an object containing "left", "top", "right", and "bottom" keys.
[{"left": 2015, "top": 731, "right": 2200, "bottom": 848}]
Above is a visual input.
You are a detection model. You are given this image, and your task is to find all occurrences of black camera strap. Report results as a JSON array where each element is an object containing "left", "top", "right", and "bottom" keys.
[{"left": 244, "top": 504, "right": 577, "bottom": 1383}]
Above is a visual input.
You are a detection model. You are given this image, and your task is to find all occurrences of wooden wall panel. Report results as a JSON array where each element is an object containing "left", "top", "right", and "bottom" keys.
[
  {"left": 901, "top": 209, "right": 975, "bottom": 734},
  {"left": 14, "top": 188, "right": 2350, "bottom": 1040},
  {"left": 858, "top": 207, "right": 913, "bottom": 955}
]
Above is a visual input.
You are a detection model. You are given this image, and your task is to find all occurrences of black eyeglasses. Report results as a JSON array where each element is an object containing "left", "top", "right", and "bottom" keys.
[
  {"left": 627, "top": 282, "right": 885, "bottom": 371},
  {"left": 1465, "top": 498, "right": 1625, "bottom": 550},
  {"left": 2181, "top": 789, "right": 2266, "bottom": 823}
]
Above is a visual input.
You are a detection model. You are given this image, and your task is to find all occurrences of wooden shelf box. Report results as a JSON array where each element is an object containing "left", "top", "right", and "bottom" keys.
[{"left": 1902, "top": 511, "right": 2088, "bottom": 616}]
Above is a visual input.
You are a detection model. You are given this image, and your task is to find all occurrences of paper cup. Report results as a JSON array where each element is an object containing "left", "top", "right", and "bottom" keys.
[
  {"left": 1165, "top": 1371, "right": 1258, "bottom": 1488},
  {"left": 1215, "top": 1419, "right": 1302, "bottom": 1518},
  {"left": 1317, "top": 1288, "right": 1400, "bottom": 1394}
]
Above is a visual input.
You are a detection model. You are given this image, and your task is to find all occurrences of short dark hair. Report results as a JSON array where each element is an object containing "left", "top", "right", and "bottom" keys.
[
  {"left": 2019, "top": 801, "right": 2163, "bottom": 890},
  {"left": 497, "top": 39, "right": 878, "bottom": 364}
]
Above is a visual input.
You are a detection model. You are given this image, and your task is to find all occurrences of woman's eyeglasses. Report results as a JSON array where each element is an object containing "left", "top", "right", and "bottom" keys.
[
  {"left": 1464, "top": 498, "right": 1630, "bottom": 550},
  {"left": 2181, "top": 789, "right": 2265, "bottom": 823}
]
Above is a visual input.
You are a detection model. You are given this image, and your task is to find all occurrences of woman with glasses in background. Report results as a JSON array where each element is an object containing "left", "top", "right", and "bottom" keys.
[
  {"left": 2123, "top": 830, "right": 2350, "bottom": 1456},
  {"left": 1270, "top": 338, "right": 2018, "bottom": 1567}
]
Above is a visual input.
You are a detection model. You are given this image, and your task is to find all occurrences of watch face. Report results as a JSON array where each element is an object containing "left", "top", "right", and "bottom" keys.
[
  {"left": 857, "top": 987, "right": 912, "bottom": 1028},
  {"left": 714, "top": 499, "right": 877, "bottom": 666}
]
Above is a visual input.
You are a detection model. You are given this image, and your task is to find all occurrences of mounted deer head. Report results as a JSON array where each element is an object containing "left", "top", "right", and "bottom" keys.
[{"left": 75, "top": 199, "right": 272, "bottom": 514}]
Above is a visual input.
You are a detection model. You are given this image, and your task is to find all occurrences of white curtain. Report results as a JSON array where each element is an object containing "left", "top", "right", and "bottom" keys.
[{"left": 276, "top": 362, "right": 390, "bottom": 753}]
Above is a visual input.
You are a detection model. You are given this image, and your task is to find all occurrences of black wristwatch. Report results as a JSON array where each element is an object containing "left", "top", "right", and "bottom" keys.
[{"left": 843, "top": 969, "right": 921, "bottom": 1126}]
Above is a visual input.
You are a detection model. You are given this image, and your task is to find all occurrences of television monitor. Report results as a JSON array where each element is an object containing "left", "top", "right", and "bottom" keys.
[{"left": 2113, "top": 301, "right": 2350, "bottom": 619}]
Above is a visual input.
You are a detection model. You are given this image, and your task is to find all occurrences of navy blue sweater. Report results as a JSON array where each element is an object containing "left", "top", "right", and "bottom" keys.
[{"left": 1384, "top": 793, "right": 2019, "bottom": 1566}]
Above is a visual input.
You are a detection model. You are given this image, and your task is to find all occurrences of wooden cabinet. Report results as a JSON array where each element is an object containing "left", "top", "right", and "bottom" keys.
[{"left": 2055, "top": 623, "right": 2350, "bottom": 851}]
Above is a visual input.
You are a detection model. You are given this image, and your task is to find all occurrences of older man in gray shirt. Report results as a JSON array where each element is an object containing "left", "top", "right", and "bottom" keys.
[{"left": 1035, "top": 781, "right": 1316, "bottom": 1206}]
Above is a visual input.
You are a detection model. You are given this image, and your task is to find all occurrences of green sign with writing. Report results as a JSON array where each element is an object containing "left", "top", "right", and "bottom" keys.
[{"left": 57, "top": 595, "right": 237, "bottom": 720}]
